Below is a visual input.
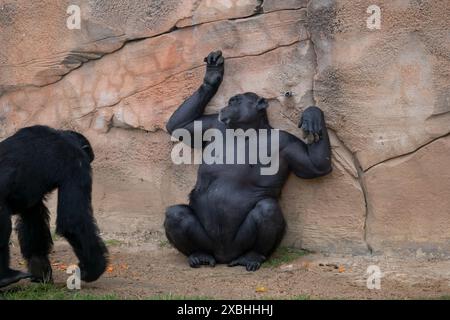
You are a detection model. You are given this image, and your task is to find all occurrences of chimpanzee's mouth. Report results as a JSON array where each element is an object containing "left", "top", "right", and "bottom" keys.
[{"left": 218, "top": 113, "right": 231, "bottom": 126}]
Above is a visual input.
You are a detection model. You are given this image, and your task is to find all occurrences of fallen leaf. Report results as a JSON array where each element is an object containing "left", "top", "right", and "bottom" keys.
[
  {"left": 338, "top": 266, "right": 346, "bottom": 273},
  {"left": 256, "top": 286, "right": 267, "bottom": 293},
  {"left": 107, "top": 266, "right": 114, "bottom": 273}
]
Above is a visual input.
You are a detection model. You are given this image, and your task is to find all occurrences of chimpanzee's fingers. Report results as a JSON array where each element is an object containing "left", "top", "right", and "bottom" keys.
[
  {"left": 216, "top": 55, "right": 225, "bottom": 66},
  {"left": 301, "top": 120, "right": 309, "bottom": 138},
  {"left": 205, "top": 52, "right": 212, "bottom": 64},
  {"left": 301, "top": 119, "right": 308, "bottom": 130},
  {"left": 205, "top": 51, "right": 216, "bottom": 64},
  {"left": 207, "top": 54, "right": 214, "bottom": 65},
  {"left": 303, "top": 119, "right": 313, "bottom": 133},
  {"left": 314, "top": 133, "right": 320, "bottom": 143},
  {"left": 312, "top": 121, "right": 319, "bottom": 134},
  {"left": 212, "top": 50, "right": 222, "bottom": 62},
  {"left": 207, "top": 51, "right": 220, "bottom": 65}
]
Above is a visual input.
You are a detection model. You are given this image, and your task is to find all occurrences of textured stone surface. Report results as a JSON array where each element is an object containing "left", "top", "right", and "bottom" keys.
[
  {"left": 1, "top": 0, "right": 449, "bottom": 256},
  {"left": 308, "top": 0, "right": 450, "bottom": 170},
  {"left": 365, "top": 135, "right": 450, "bottom": 255}
]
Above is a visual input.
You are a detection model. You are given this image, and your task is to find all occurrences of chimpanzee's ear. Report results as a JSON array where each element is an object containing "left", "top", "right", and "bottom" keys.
[{"left": 256, "top": 97, "right": 269, "bottom": 111}]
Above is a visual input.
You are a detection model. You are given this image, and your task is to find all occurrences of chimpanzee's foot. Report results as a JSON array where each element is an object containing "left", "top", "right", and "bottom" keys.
[
  {"left": 228, "top": 252, "right": 266, "bottom": 272},
  {"left": 188, "top": 253, "right": 216, "bottom": 268},
  {"left": 28, "top": 256, "right": 53, "bottom": 284},
  {"left": 0, "top": 269, "right": 32, "bottom": 288}
]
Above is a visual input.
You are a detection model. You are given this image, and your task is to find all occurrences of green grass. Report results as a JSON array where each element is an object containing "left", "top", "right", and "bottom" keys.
[
  {"left": 146, "top": 293, "right": 213, "bottom": 300},
  {"left": 289, "top": 295, "right": 311, "bottom": 300},
  {"left": 51, "top": 231, "right": 60, "bottom": 241},
  {"left": 263, "top": 247, "right": 309, "bottom": 268},
  {"left": 440, "top": 296, "right": 450, "bottom": 300},
  {"left": 158, "top": 239, "right": 171, "bottom": 248},
  {"left": 0, "top": 284, "right": 213, "bottom": 300},
  {"left": 0, "top": 283, "right": 119, "bottom": 300},
  {"left": 104, "top": 239, "right": 123, "bottom": 247},
  {"left": 261, "top": 295, "right": 311, "bottom": 300}
]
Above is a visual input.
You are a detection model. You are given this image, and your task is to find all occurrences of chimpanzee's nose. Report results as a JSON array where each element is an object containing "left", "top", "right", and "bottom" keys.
[{"left": 218, "top": 110, "right": 231, "bottom": 125}]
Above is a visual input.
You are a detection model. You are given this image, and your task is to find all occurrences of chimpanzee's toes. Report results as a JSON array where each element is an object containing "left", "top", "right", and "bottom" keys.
[
  {"left": 188, "top": 253, "right": 216, "bottom": 268},
  {"left": 246, "top": 262, "right": 261, "bottom": 272},
  {"left": 228, "top": 252, "right": 265, "bottom": 272},
  {"left": 0, "top": 269, "right": 32, "bottom": 288}
]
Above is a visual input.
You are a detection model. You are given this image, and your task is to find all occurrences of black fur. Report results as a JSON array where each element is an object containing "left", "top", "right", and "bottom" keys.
[
  {"left": 0, "top": 125, "right": 107, "bottom": 288},
  {"left": 164, "top": 51, "right": 332, "bottom": 271}
]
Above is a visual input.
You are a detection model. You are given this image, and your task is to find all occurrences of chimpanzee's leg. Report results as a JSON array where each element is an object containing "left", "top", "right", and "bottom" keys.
[
  {"left": 0, "top": 204, "right": 32, "bottom": 288},
  {"left": 228, "top": 198, "right": 286, "bottom": 271},
  {"left": 16, "top": 201, "right": 53, "bottom": 283},
  {"left": 164, "top": 205, "right": 216, "bottom": 268}
]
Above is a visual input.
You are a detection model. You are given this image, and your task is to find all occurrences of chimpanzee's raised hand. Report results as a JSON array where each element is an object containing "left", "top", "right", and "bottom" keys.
[
  {"left": 203, "top": 50, "right": 224, "bottom": 88},
  {"left": 299, "top": 106, "right": 325, "bottom": 144}
]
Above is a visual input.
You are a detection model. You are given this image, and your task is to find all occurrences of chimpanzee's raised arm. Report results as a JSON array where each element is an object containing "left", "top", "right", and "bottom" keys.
[
  {"left": 166, "top": 50, "right": 224, "bottom": 136},
  {"left": 281, "top": 106, "right": 332, "bottom": 179}
]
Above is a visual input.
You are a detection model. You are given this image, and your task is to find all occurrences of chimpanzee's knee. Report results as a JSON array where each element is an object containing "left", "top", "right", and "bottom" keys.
[
  {"left": 164, "top": 205, "right": 213, "bottom": 257},
  {"left": 164, "top": 205, "right": 192, "bottom": 232},
  {"left": 253, "top": 198, "right": 284, "bottom": 225}
]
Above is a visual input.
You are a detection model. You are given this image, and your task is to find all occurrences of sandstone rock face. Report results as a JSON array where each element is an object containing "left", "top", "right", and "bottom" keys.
[
  {"left": 309, "top": 0, "right": 450, "bottom": 170},
  {"left": 1, "top": 0, "right": 449, "bottom": 256},
  {"left": 365, "top": 136, "right": 450, "bottom": 256}
]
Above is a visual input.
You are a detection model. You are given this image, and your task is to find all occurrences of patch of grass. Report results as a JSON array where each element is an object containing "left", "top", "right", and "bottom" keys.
[
  {"left": 51, "top": 231, "right": 60, "bottom": 241},
  {"left": 289, "top": 295, "right": 311, "bottom": 300},
  {"left": 105, "top": 239, "right": 122, "bottom": 247},
  {"left": 0, "top": 284, "right": 214, "bottom": 301},
  {"left": 146, "top": 293, "right": 213, "bottom": 300},
  {"left": 260, "top": 295, "right": 311, "bottom": 300},
  {"left": 263, "top": 247, "right": 309, "bottom": 268},
  {"left": 1, "top": 283, "right": 119, "bottom": 300},
  {"left": 158, "top": 239, "right": 171, "bottom": 248}
]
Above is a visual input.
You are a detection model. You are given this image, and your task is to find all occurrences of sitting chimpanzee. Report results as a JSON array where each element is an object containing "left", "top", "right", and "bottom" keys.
[
  {"left": 164, "top": 51, "right": 332, "bottom": 271},
  {"left": 0, "top": 126, "right": 108, "bottom": 288}
]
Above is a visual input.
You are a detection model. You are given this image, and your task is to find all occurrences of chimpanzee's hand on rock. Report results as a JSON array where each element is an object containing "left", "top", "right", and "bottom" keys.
[
  {"left": 203, "top": 50, "right": 224, "bottom": 88},
  {"left": 299, "top": 106, "right": 325, "bottom": 144}
]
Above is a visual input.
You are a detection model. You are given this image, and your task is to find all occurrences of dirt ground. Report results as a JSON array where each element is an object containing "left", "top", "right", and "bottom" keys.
[{"left": 6, "top": 239, "right": 450, "bottom": 300}]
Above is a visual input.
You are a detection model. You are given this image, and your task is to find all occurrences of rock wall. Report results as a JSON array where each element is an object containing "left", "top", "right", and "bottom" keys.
[{"left": 1, "top": 0, "right": 449, "bottom": 256}]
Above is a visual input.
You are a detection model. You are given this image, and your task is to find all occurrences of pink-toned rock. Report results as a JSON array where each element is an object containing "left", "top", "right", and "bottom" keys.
[
  {"left": 309, "top": 0, "right": 450, "bottom": 170},
  {"left": 282, "top": 157, "right": 368, "bottom": 254},
  {"left": 0, "top": 9, "right": 309, "bottom": 136},
  {"left": 0, "top": 0, "right": 285, "bottom": 92},
  {"left": 365, "top": 135, "right": 450, "bottom": 255},
  {"left": 1, "top": 0, "right": 450, "bottom": 256}
]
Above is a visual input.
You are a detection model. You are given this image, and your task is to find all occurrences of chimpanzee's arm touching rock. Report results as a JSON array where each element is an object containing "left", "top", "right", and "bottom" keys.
[{"left": 281, "top": 106, "right": 332, "bottom": 179}]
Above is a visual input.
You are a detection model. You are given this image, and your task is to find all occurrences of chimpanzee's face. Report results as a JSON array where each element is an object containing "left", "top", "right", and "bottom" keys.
[{"left": 218, "top": 93, "right": 268, "bottom": 127}]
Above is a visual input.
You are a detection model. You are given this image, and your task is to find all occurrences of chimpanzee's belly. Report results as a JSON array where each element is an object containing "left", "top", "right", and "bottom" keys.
[{"left": 187, "top": 162, "right": 287, "bottom": 260}]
